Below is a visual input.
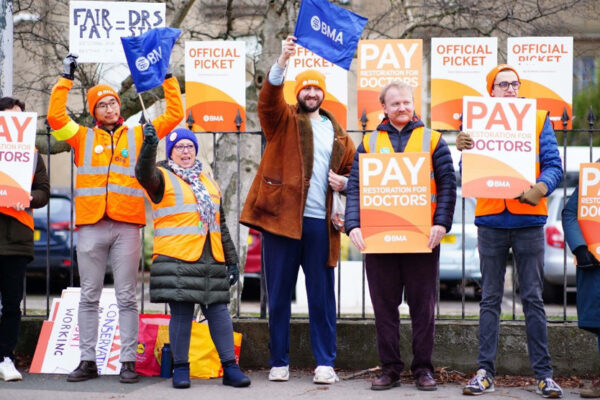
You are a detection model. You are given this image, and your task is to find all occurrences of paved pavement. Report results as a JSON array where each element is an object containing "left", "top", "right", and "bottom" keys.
[{"left": 0, "top": 370, "right": 587, "bottom": 400}]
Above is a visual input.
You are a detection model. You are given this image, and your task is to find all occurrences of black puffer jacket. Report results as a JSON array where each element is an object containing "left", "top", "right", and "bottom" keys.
[
  {"left": 0, "top": 151, "right": 50, "bottom": 259},
  {"left": 345, "top": 117, "right": 457, "bottom": 235},
  {"left": 135, "top": 137, "right": 238, "bottom": 305}
]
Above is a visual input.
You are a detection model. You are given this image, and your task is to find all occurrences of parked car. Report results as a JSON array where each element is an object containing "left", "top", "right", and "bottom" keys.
[
  {"left": 244, "top": 228, "right": 261, "bottom": 279},
  {"left": 29, "top": 190, "right": 79, "bottom": 288},
  {"left": 439, "top": 194, "right": 481, "bottom": 297},
  {"left": 542, "top": 189, "right": 576, "bottom": 303}
]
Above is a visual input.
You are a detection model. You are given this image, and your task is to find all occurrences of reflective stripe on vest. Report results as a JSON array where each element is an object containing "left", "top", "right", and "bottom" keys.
[
  {"left": 0, "top": 150, "right": 38, "bottom": 230},
  {"left": 475, "top": 110, "right": 549, "bottom": 217},
  {"left": 362, "top": 127, "right": 440, "bottom": 217},
  {"left": 152, "top": 168, "right": 224, "bottom": 262},
  {"left": 74, "top": 126, "right": 146, "bottom": 225}
]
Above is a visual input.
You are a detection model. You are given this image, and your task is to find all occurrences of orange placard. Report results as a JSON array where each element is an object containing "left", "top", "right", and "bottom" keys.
[
  {"left": 578, "top": 163, "right": 600, "bottom": 262},
  {"left": 185, "top": 41, "right": 246, "bottom": 132},
  {"left": 359, "top": 152, "right": 431, "bottom": 253},
  {"left": 430, "top": 37, "right": 498, "bottom": 130},
  {"left": 357, "top": 40, "right": 422, "bottom": 131},
  {"left": 461, "top": 96, "right": 536, "bottom": 198},
  {"left": 0, "top": 111, "right": 37, "bottom": 207},
  {"left": 507, "top": 37, "right": 573, "bottom": 130}
]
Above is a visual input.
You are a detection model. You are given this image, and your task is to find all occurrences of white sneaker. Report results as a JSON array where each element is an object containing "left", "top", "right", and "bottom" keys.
[
  {"left": 0, "top": 357, "right": 23, "bottom": 381},
  {"left": 313, "top": 365, "right": 339, "bottom": 384},
  {"left": 268, "top": 365, "right": 290, "bottom": 381}
]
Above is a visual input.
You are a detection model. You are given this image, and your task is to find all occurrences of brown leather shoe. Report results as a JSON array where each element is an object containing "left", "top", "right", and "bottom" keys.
[
  {"left": 371, "top": 374, "right": 400, "bottom": 391},
  {"left": 67, "top": 360, "right": 98, "bottom": 382},
  {"left": 416, "top": 371, "right": 437, "bottom": 391}
]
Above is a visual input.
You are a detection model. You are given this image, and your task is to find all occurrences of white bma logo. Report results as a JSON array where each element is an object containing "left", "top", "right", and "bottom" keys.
[
  {"left": 135, "top": 47, "right": 163, "bottom": 72},
  {"left": 135, "top": 57, "right": 150, "bottom": 71},
  {"left": 309, "top": 15, "right": 344, "bottom": 45},
  {"left": 310, "top": 16, "right": 320, "bottom": 31}
]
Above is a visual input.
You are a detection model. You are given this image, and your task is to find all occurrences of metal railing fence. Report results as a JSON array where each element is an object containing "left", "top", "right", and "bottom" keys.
[{"left": 22, "top": 108, "right": 600, "bottom": 324}]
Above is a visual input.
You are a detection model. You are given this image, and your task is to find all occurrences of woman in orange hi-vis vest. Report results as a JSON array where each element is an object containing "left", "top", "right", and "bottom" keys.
[
  {"left": 135, "top": 125, "right": 250, "bottom": 390},
  {"left": 0, "top": 97, "right": 49, "bottom": 382},
  {"left": 46, "top": 54, "right": 184, "bottom": 384}
]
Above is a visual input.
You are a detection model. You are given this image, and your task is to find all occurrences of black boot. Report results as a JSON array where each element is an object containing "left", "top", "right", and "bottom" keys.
[
  {"left": 222, "top": 360, "right": 251, "bottom": 387},
  {"left": 67, "top": 360, "right": 99, "bottom": 382},
  {"left": 119, "top": 361, "right": 139, "bottom": 383}
]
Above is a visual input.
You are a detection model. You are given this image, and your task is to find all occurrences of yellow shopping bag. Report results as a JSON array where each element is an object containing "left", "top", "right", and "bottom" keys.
[{"left": 154, "top": 321, "right": 242, "bottom": 379}]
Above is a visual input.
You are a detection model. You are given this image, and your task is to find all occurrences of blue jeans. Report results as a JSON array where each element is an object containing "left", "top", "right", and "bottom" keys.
[
  {"left": 477, "top": 226, "right": 553, "bottom": 380},
  {"left": 263, "top": 217, "right": 336, "bottom": 367},
  {"left": 168, "top": 302, "right": 235, "bottom": 365}
]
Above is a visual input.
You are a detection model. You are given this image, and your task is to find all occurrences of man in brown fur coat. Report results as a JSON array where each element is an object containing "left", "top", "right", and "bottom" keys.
[{"left": 240, "top": 35, "right": 355, "bottom": 384}]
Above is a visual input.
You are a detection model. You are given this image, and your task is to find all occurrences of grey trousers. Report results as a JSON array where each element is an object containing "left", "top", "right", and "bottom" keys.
[{"left": 77, "top": 219, "right": 140, "bottom": 363}]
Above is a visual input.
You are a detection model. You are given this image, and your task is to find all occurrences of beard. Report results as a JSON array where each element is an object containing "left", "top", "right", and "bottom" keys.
[{"left": 298, "top": 96, "right": 323, "bottom": 113}]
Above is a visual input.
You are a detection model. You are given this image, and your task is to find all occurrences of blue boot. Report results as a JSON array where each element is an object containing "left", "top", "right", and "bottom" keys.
[
  {"left": 222, "top": 360, "right": 251, "bottom": 387},
  {"left": 172, "top": 363, "right": 190, "bottom": 389}
]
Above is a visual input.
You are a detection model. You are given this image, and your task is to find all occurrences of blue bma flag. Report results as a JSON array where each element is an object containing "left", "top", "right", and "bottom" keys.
[
  {"left": 293, "top": 0, "right": 367, "bottom": 70},
  {"left": 121, "top": 27, "right": 181, "bottom": 93}
]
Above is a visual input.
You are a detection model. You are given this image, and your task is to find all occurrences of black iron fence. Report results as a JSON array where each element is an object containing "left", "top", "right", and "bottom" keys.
[{"left": 23, "top": 108, "right": 600, "bottom": 324}]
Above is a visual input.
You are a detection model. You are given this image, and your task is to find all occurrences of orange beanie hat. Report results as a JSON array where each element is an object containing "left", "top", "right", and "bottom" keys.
[
  {"left": 86, "top": 84, "right": 121, "bottom": 116},
  {"left": 486, "top": 64, "right": 520, "bottom": 95},
  {"left": 294, "top": 70, "right": 326, "bottom": 98}
]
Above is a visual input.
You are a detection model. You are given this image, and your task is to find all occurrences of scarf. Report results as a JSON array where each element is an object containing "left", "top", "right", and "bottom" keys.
[{"left": 168, "top": 159, "right": 219, "bottom": 235}]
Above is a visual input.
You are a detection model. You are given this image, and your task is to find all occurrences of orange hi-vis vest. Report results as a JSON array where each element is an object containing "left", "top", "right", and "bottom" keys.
[
  {"left": 362, "top": 126, "right": 441, "bottom": 219},
  {"left": 0, "top": 149, "right": 39, "bottom": 230},
  {"left": 151, "top": 167, "right": 224, "bottom": 262},
  {"left": 73, "top": 126, "right": 146, "bottom": 226},
  {"left": 475, "top": 110, "right": 549, "bottom": 217}
]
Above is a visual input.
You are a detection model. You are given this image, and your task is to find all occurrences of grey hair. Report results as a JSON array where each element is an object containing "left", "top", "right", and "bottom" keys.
[{"left": 379, "top": 81, "right": 414, "bottom": 105}]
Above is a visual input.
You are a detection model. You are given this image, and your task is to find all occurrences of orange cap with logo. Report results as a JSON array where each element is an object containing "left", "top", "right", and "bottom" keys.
[
  {"left": 86, "top": 84, "right": 121, "bottom": 116},
  {"left": 486, "top": 64, "right": 520, "bottom": 95},
  {"left": 294, "top": 69, "right": 327, "bottom": 99}
]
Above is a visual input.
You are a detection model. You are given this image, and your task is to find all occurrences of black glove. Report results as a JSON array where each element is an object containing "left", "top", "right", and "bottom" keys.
[
  {"left": 573, "top": 245, "right": 600, "bottom": 269},
  {"left": 143, "top": 123, "right": 158, "bottom": 145},
  {"left": 165, "top": 63, "right": 173, "bottom": 79},
  {"left": 62, "top": 53, "right": 78, "bottom": 80},
  {"left": 227, "top": 264, "right": 239, "bottom": 286}
]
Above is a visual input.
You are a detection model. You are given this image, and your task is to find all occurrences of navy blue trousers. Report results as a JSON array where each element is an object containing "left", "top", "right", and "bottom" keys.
[{"left": 263, "top": 217, "right": 336, "bottom": 367}]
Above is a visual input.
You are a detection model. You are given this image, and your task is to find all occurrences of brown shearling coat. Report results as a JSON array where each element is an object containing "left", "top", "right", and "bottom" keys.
[{"left": 240, "top": 78, "right": 356, "bottom": 267}]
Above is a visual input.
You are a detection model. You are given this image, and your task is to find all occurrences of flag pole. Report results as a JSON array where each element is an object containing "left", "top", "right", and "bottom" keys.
[{"left": 138, "top": 93, "right": 148, "bottom": 122}]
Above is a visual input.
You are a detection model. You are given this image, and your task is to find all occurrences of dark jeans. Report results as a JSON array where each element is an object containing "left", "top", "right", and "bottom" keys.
[
  {"left": 477, "top": 226, "right": 553, "bottom": 380},
  {"left": 263, "top": 217, "right": 336, "bottom": 367},
  {"left": 168, "top": 302, "right": 235, "bottom": 365},
  {"left": 365, "top": 247, "right": 439, "bottom": 378},
  {"left": 0, "top": 255, "right": 29, "bottom": 360}
]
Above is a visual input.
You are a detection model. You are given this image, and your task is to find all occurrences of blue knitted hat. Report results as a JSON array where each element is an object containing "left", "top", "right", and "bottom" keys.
[{"left": 165, "top": 128, "right": 198, "bottom": 159}]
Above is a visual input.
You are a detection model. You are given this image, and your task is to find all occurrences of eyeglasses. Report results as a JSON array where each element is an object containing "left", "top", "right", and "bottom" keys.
[
  {"left": 95, "top": 100, "right": 119, "bottom": 111},
  {"left": 173, "top": 144, "right": 195, "bottom": 153},
  {"left": 494, "top": 81, "right": 521, "bottom": 90}
]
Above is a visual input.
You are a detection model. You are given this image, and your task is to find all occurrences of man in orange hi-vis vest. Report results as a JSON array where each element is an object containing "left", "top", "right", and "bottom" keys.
[
  {"left": 47, "top": 54, "right": 184, "bottom": 384},
  {"left": 458, "top": 65, "right": 564, "bottom": 398},
  {"left": 0, "top": 97, "right": 49, "bottom": 382},
  {"left": 345, "top": 81, "right": 457, "bottom": 392}
]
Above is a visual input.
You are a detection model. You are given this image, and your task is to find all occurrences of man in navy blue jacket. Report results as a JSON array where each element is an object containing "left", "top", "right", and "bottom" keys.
[
  {"left": 458, "top": 65, "right": 564, "bottom": 398},
  {"left": 345, "top": 81, "right": 456, "bottom": 392}
]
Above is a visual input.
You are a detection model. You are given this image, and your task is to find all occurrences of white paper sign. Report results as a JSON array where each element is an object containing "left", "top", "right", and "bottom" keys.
[
  {"left": 69, "top": 1, "right": 166, "bottom": 63},
  {"left": 34, "top": 288, "right": 121, "bottom": 375}
]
